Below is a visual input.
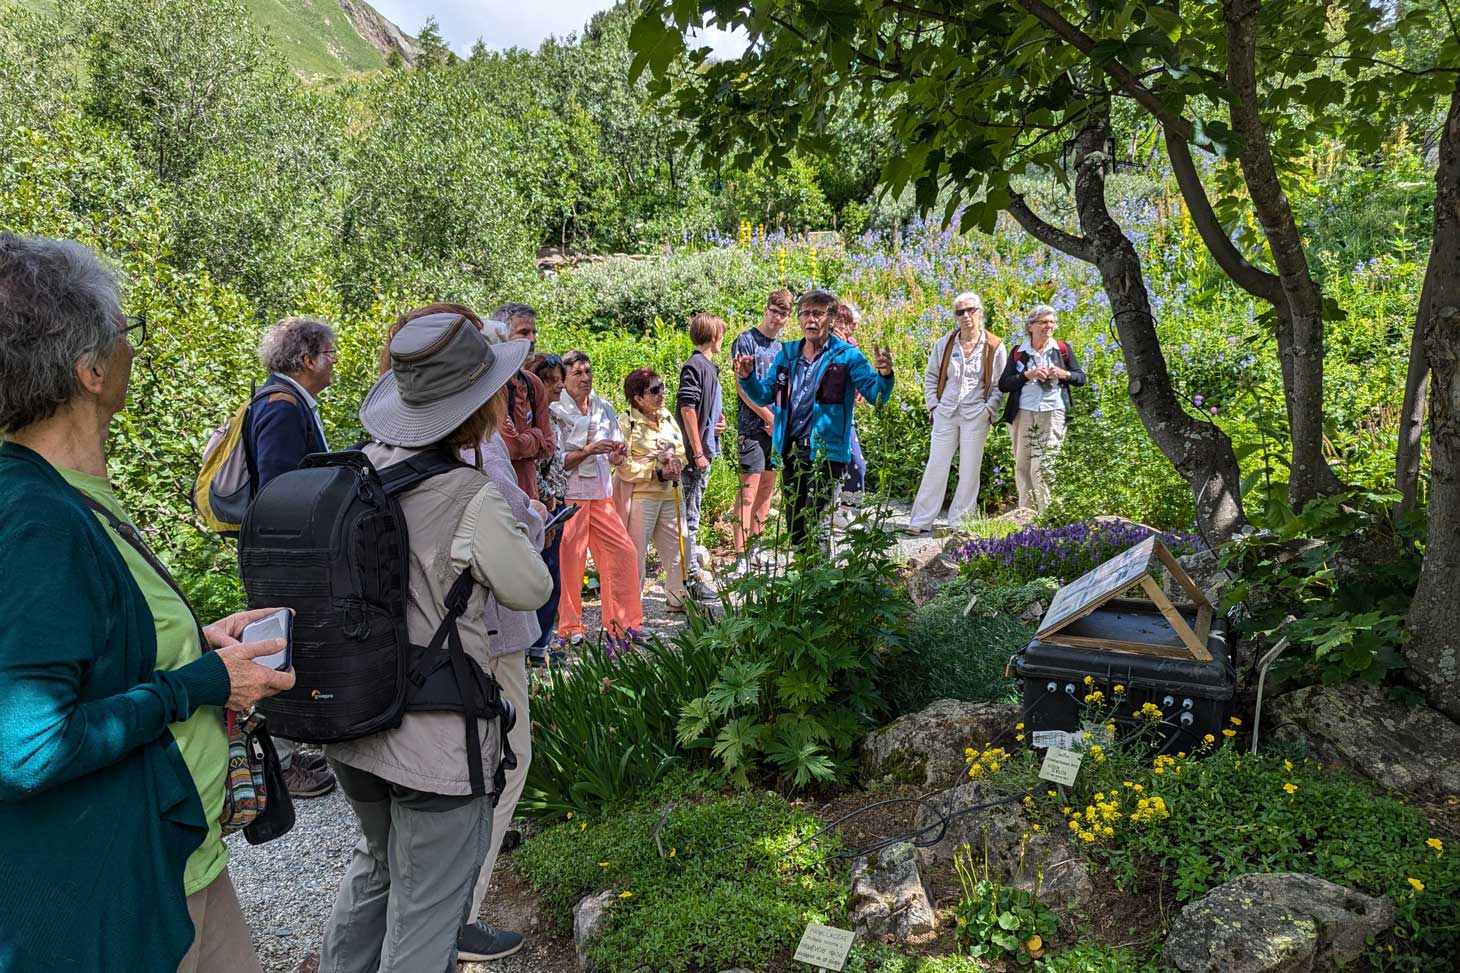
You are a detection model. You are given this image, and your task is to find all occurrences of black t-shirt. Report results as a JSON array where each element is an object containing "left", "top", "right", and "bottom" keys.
[{"left": 731, "top": 328, "right": 781, "bottom": 433}]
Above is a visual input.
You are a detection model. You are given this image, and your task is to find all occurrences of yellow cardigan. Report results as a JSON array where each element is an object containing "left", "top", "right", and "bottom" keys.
[{"left": 616, "top": 407, "right": 687, "bottom": 500}]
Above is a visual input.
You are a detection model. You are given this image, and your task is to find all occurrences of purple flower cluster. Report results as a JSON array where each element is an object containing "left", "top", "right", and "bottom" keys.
[{"left": 954, "top": 519, "right": 1204, "bottom": 585}]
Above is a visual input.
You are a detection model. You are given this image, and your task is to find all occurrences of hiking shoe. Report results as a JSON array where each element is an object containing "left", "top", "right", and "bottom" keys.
[
  {"left": 527, "top": 648, "right": 549, "bottom": 669},
  {"left": 292, "top": 750, "right": 329, "bottom": 774},
  {"left": 457, "top": 922, "right": 524, "bottom": 961},
  {"left": 283, "top": 760, "right": 336, "bottom": 799}
]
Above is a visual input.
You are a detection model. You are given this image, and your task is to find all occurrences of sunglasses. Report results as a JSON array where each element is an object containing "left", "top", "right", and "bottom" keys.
[
  {"left": 646, "top": 383, "right": 664, "bottom": 395},
  {"left": 954, "top": 307, "right": 982, "bottom": 317}
]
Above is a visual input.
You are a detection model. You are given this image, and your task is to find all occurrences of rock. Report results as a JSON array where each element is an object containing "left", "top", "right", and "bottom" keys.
[
  {"left": 1162, "top": 872, "right": 1394, "bottom": 972},
  {"left": 861, "top": 699, "right": 1021, "bottom": 788},
  {"left": 1162, "top": 547, "right": 1232, "bottom": 609},
  {"left": 847, "top": 841, "right": 937, "bottom": 944},
  {"left": 1270, "top": 682, "right": 1460, "bottom": 801},
  {"left": 913, "top": 781, "right": 1092, "bottom": 910},
  {"left": 994, "top": 507, "right": 1038, "bottom": 529},
  {"left": 1020, "top": 600, "right": 1047, "bottom": 626},
  {"left": 902, "top": 541, "right": 960, "bottom": 607},
  {"left": 572, "top": 890, "right": 619, "bottom": 972}
]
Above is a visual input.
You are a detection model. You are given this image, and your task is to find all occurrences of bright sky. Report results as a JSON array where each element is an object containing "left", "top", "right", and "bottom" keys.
[{"left": 367, "top": 0, "right": 747, "bottom": 58}]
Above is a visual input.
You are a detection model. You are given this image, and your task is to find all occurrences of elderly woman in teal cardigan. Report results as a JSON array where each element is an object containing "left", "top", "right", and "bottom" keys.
[{"left": 0, "top": 235, "right": 294, "bottom": 973}]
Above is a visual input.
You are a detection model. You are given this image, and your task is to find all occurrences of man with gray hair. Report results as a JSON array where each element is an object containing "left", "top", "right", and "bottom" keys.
[{"left": 245, "top": 315, "right": 339, "bottom": 798}]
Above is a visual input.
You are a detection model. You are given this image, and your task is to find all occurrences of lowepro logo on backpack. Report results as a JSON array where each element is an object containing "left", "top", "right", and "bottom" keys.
[{"left": 238, "top": 448, "right": 515, "bottom": 800}]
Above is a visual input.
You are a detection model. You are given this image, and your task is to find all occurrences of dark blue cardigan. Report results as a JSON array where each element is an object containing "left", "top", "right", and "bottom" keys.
[
  {"left": 246, "top": 375, "right": 326, "bottom": 491},
  {"left": 0, "top": 442, "right": 231, "bottom": 971}
]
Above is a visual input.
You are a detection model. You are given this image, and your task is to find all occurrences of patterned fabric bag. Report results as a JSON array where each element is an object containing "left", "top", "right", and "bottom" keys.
[{"left": 220, "top": 710, "right": 268, "bottom": 833}]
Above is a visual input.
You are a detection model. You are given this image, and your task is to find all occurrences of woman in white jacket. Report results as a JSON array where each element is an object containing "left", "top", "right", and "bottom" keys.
[{"left": 905, "top": 292, "right": 1008, "bottom": 535}]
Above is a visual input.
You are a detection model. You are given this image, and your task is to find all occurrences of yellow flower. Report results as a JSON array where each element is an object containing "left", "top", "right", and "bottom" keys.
[
  {"left": 1084, "top": 675, "right": 1095, "bottom": 686},
  {"left": 619, "top": 890, "right": 634, "bottom": 899},
  {"left": 1102, "top": 826, "right": 1114, "bottom": 838},
  {"left": 1068, "top": 820, "right": 1080, "bottom": 831},
  {"left": 964, "top": 747, "right": 976, "bottom": 758},
  {"left": 1222, "top": 728, "right": 1237, "bottom": 738},
  {"left": 1047, "top": 789, "right": 1057, "bottom": 798},
  {"left": 1015, "top": 733, "right": 1026, "bottom": 742},
  {"left": 669, "top": 847, "right": 677, "bottom": 858},
  {"left": 1283, "top": 782, "right": 1298, "bottom": 795},
  {"left": 1016, "top": 722, "right": 1025, "bottom": 731},
  {"left": 1023, "top": 796, "right": 1034, "bottom": 807},
  {"left": 1083, "top": 690, "right": 1106, "bottom": 704},
  {"left": 988, "top": 761, "right": 1000, "bottom": 772},
  {"left": 1229, "top": 716, "right": 1242, "bottom": 726},
  {"left": 1284, "top": 759, "right": 1293, "bottom": 773},
  {"left": 566, "top": 811, "right": 573, "bottom": 819},
  {"left": 1113, "top": 684, "right": 1125, "bottom": 694},
  {"left": 1203, "top": 734, "right": 1216, "bottom": 745},
  {"left": 1032, "top": 824, "right": 1043, "bottom": 833},
  {"left": 580, "top": 822, "right": 588, "bottom": 832},
  {"left": 598, "top": 861, "right": 611, "bottom": 868},
  {"left": 1407, "top": 877, "right": 1425, "bottom": 892},
  {"left": 1026, "top": 934, "right": 1043, "bottom": 952},
  {"left": 1079, "top": 831, "right": 1096, "bottom": 843},
  {"left": 1427, "top": 837, "right": 1444, "bottom": 853}
]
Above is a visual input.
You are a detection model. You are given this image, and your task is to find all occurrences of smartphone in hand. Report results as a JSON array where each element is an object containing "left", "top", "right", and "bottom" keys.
[
  {"left": 240, "top": 608, "right": 293, "bottom": 671},
  {"left": 543, "top": 503, "right": 581, "bottom": 534}
]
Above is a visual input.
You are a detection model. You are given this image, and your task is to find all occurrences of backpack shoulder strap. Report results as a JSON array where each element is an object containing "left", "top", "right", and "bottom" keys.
[
  {"left": 378, "top": 451, "right": 472, "bottom": 497},
  {"left": 982, "top": 333, "right": 1002, "bottom": 399},
  {"left": 1058, "top": 341, "right": 1072, "bottom": 369},
  {"left": 935, "top": 331, "right": 957, "bottom": 399}
]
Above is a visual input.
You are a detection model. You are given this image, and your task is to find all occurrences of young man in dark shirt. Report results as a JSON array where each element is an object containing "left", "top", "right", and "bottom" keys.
[
  {"left": 729, "top": 289, "right": 790, "bottom": 573},
  {"left": 675, "top": 313, "right": 727, "bottom": 595}
]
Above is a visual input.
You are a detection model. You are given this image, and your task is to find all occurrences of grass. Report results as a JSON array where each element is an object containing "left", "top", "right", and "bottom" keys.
[
  {"left": 243, "top": 0, "right": 389, "bottom": 77},
  {"left": 881, "top": 577, "right": 1050, "bottom": 718}
]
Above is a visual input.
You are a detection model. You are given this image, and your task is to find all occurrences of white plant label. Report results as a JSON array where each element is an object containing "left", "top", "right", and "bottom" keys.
[
  {"left": 1039, "top": 747, "right": 1083, "bottom": 787},
  {"left": 794, "top": 923, "right": 855, "bottom": 971}
]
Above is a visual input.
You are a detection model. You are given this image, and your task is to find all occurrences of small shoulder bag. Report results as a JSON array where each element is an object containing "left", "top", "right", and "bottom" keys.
[{"left": 73, "top": 490, "right": 295, "bottom": 844}]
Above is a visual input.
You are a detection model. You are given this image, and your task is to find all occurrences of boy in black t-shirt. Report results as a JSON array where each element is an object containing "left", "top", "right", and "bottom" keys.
[
  {"left": 676, "top": 312, "right": 727, "bottom": 594},
  {"left": 729, "top": 289, "right": 790, "bottom": 572}
]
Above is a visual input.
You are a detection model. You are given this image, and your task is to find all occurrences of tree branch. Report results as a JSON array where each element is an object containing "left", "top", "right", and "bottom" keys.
[
  {"left": 1255, "top": 44, "right": 1460, "bottom": 77},
  {"left": 1007, "top": 193, "right": 1092, "bottom": 262},
  {"left": 1162, "top": 127, "right": 1283, "bottom": 303}
]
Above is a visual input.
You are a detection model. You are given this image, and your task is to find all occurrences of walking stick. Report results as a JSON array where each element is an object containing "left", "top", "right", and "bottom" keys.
[{"left": 671, "top": 476, "right": 698, "bottom": 605}]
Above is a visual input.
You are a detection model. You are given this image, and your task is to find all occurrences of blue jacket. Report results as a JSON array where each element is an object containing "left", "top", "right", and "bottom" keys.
[
  {"left": 738, "top": 335, "right": 894, "bottom": 464},
  {"left": 0, "top": 442, "right": 231, "bottom": 972},
  {"left": 246, "top": 375, "right": 327, "bottom": 491}
]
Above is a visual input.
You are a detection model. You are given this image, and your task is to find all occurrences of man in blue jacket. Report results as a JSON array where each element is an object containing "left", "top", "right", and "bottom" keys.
[
  {"left": 244, "top": 316, "right": 338, "bottom": 798},
  {"left": 735, "top": 290, "right": 895, "bottom": 548}
]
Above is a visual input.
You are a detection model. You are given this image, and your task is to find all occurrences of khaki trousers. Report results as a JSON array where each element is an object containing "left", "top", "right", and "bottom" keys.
[
  {"left": 178, "top": 869, "right": 263, "bottom": 973},
  {"left": 628, "top": 494, "right": 688, "bottom": 607},
  {"left": 1011, "top": 408, "right": 1067, "bottom": 512},
  {"left": 468, "top": 651, "right": 532, "bottom": 919}
]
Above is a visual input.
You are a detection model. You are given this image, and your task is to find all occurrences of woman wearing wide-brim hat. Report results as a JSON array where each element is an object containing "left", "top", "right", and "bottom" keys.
[{"left": 320, "top": 311, "right": 552, "bottom": 973}]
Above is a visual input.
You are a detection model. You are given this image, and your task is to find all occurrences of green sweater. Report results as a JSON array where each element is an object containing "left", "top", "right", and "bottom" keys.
[{"left": 0, "top": 442, "right": 232, "bottom": 972}]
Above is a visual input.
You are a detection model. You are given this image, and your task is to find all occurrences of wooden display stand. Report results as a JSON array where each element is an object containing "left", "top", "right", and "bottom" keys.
[{"left": 1035, "top": 536, "right": 1213, "bottom": 662}]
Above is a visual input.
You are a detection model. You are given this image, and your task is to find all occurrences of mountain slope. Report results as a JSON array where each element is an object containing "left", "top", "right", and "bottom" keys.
[{"left": 13, "top": 0, "right": 418, "bottom": 77}]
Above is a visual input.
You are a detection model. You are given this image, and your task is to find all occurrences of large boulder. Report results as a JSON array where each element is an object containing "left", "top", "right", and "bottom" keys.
[
  {"left": 913, "top": 781, "right": 1092, "bottom": 910},
  {"left": 1161, "top": 547, "right": 1233, "bottom": 609},
  {"left": 902, "top": 541, "right": 961, "bottom": 607},
  {"left": 1162, "top": 872, "right": 1394, "bottom": 972},
  {"left": 847, "top": 841, "right": 937, "bottom": 944},
  {"left": 1269, "top": 682, "right": 1460, "bottom": 801},
  {"left": 572, "top": 890, "right": 619, "bottom": 972},
  {"left": 861, "top": 699, "right": 1021, "bottom": 789}
]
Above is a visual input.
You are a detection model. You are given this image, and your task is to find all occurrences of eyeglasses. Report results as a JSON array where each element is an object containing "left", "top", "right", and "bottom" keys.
[
  {"left": 954, "top": 307, "right": 983, "bottom": 317},
  {"left": 122, "top": 313, "right": 147, "bottom": 346},
  {"left": 320, "top": 349, "right": 339, "bottom": 362},
  {"left": 647, "top": 384, "right": 664, "bottom": 396},
  {"left": 799, "top": 308, "right": 830, "bottom": 321},
  {"left": 766, "top": 306, "right": 790, "bottom": 317}
]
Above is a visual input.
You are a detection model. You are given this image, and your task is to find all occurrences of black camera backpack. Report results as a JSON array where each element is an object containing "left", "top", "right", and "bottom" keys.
[{"left": 238, "top": 448, "right": 515, "bottom": 800}]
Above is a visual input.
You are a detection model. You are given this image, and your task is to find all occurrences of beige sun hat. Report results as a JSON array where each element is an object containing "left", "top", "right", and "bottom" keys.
[{"left": 359, "top": 312, "right": 529, "bottom": 448}]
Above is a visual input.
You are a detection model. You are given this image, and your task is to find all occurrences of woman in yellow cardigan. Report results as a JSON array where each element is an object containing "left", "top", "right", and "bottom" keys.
[{"left": 616, "top": 368, "right": 691, "bottom": 611}]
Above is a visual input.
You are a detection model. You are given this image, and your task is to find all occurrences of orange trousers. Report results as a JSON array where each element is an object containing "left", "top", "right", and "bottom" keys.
[{"left": 557, "top": 497, "right": 645, "bottom": 639}]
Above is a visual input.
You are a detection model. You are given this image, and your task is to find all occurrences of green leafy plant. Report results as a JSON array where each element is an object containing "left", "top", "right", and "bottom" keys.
[
  {"left": 1035, "top": 942, "right": 1160, "bottom": 972},
  {"left": 676, "top": 523, "right": 908, "bottom": 787},
  {"left": 514, "top": 773, "right": 844, "bottom": 973},
  {"left": 521, "top": 633, "right": 723, "bottom": 818},
  {"left": 951, "top": 844, "right": 1058, "bottom": 965},
  {"left": 1221, "top": 489, "right": 1420, "bottom": 685}
]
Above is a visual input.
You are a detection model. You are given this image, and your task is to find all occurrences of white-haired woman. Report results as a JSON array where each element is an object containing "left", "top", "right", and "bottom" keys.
[
  {"left": 0, "top": 234, "right": 294, "bottom": 972},
  {"left": 997, "top": 304, "right": 1087, "bottom": 512},
  {"left": 905, "top": 291, "right": 1007, "bottom": 535}
]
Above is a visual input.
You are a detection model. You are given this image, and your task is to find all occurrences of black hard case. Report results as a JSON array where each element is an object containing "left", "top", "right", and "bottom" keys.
[{"left": 1011, "top": 599, "right": 1235, "bottom": 754}]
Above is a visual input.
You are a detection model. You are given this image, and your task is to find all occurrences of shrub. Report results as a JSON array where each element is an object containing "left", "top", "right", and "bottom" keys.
[
  {"left": 677, "top": 523, "right": 909, "bottom": 787},
  {"left": 881, "top": 578, "right": 1044, "bottom": 718},
  {"left": 954, "top": 520, "right": 1203, "bottom": 586},
  {"left": 515, "top": 775, "right": 843, "bottom": 973},
  {"left": 521, "top": 633, "right": 724, "bottom": 819},
  {"left": 1221, "top": 490, "right": 1419, "bottom": 685}
]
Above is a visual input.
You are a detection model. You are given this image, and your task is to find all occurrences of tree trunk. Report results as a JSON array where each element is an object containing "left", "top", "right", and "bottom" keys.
[
  {"left": 1406, "top": 78, "right": 1460, "bottom": 720},
  {"left": 1395, "top": 288, "right": 1431, "bottom": 521},
  {"left": 1072, "top": 113, "right": 1248, "bottom": 544},
  {"left": 1224, "top": 0, "right": 1333, "bottom": 511}
]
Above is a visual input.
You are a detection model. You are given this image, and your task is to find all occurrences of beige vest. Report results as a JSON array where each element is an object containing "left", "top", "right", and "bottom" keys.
[{"left": 325, "top": 444, "right": 503, "bottom": 796}]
